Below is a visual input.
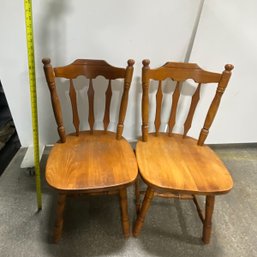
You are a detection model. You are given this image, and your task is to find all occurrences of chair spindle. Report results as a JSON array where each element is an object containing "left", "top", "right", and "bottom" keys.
[
  {"left": 42, "top": 58, "right": 66, "bottom": 143},
  {"left": 87, "top": 78, "right": 95, "bottom": 133},
  {"left": 103, "top": 80, "right": 112, "bottom": 131},
  {"left": 183, "top": 83, "right": 202, "bottom": 137},
  {"left": 155, "top": 80, "right": 163, "bottom": 136},
  {"left": 198, "top": 64, "right": 234, "bottom": 145},
  {"left": 69, "top": 79, "right": 80, "bottom": 136},
  {"left": 141, "top": 59, "right": 150, "bottom": 142},
  {"left": 116, "top": 59, "right": 135, "bottom": 140},
  {"left": 168, "top": 81, "right": 180, "bottom": 135}
]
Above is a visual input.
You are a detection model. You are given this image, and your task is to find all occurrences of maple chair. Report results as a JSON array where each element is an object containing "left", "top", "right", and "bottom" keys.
[
  {"left": 133, "top": 59, "right": 234, "bottom": 244},
  {"left": 42, "top": 58, "right": 137, "bottom": 243}
]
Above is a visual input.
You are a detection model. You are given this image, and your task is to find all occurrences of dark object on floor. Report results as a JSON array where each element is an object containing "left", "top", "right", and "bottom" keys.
[{"left": 0, "top": 81, "right": 21, "bottom": 175}]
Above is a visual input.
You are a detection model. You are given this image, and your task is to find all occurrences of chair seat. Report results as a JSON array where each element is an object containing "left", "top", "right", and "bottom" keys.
[
  {"left": 46, "top": 131, "right": 138, "bottom": 191},
  {"left": 136, "top": 133, "right": 233, "bottom": 195}
]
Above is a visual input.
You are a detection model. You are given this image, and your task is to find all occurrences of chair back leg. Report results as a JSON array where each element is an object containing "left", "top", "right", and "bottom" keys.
[
  {"left": 133, "top": 186, "right": 154, "bottom": 237},
  {"left": 135, "top": 176, "right": 141, "bottom": 214}
]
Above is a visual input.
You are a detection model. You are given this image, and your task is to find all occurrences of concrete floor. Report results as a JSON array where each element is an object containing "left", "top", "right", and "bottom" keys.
[{"left": 0, "top": 145, "right": 257, "bottom": 257}]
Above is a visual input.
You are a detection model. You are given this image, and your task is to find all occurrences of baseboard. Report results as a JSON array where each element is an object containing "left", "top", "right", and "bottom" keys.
[{"left": 208, "top": 142, "right": 257, "bottom": 149}]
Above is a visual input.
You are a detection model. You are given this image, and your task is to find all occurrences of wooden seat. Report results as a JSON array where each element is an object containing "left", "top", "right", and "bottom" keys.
[
  {"left": 133, "top": 60, "right": 234, "bottom": 244},
  {"left": 136, "top": 133, "right": 233, "bottom": 195},
  {"left": 46, "top": 131, "right": 137, "bottom": 191},
  {"left": 42, "top": 58, "right": 137, "bottom": 242}
]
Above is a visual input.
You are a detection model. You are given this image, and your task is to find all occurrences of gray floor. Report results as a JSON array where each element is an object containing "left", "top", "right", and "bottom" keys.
[{"left": 0, "top": 145, "right": 257, "bottom": 257}]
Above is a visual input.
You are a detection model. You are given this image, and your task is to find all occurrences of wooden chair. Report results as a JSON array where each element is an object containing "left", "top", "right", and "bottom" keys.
[
  {"left": 42, "top": 58, "right": 137, "bottom": 242},
  {"left": 133, "top": 59, "right": 234, "bottom": 244}
]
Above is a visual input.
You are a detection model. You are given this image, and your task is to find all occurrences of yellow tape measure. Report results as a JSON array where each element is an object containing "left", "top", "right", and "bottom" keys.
[{"left": 24, "top": 0, "right": 42, "bottom": 210}]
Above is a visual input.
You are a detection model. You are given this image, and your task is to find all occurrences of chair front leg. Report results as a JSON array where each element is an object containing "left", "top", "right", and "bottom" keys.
[
  {"left": 53, "top": 193, "right": 66, "bottom": 243},
  {"left": 202, "top": 195, "right": 215, "bottom": 244},
  {"left": 133, "top": 186, "right": 154, "bottom": 237},
  {"left": 119, "top": 188, "right": 130, "bottom": 238}
]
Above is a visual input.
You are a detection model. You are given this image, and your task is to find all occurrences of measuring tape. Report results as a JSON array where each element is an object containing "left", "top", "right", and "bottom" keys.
[{"left": 24, "top": 0, "right": 42, "bottom": 210}]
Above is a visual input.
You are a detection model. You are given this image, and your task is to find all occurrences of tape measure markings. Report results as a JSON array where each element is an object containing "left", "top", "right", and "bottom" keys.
[{"left": 24, "top": 0, "right": 42, "bottom": 210}]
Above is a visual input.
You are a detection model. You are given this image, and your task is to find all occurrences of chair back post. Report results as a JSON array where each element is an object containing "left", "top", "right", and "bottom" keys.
[
  {"left": 141, "top": 59, "right": 150, "bottom": 142},
  {"left": 116, "top": 59, "right": 135, "bottom": 140},
  {"left": 42, "top": 58, "right": 66, "bottom": 143},
  {"left": 198, "top": 64, "right": 234, "bottom": 145}
]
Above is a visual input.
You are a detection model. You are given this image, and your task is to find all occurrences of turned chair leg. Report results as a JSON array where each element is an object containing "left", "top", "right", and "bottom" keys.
[
  {"left": 135, "top": 175, "right": 141, "bottom": 215},
  {"left": 133, "top": 186, "right": 154, "bottom": 237},
  {"left": 119, "top": 188, "right": 130, "bottom": 238},
  {"left": 202, "top": 195, "right": 215, "bottom": 244},
  {"left": 53, "top": 193, "right": 66, "bottom": 243}
]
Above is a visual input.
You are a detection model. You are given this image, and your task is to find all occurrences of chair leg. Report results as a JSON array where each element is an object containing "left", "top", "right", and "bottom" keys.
[
  {"left": 133, "top": 186, "right": 154, "bottom": 237},
  {"left": 135, "top": 175, "right": 141, "bottom": 215},
  {"left": 202, "top": 195, "right": 215, "bottom": 244},
  {"left": 53, "top": 193, "right": 66, "bottom": 243},
  {"left": 119, "top": 188, "right": 130, "bottom": 238}
]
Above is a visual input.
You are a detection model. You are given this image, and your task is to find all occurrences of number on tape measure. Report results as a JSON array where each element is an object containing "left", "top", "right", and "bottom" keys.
[{"left": 24, "top": 0, "right": 42, "bottom": 209}]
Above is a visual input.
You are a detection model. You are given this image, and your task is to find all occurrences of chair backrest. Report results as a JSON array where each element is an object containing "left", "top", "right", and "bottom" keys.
[
  {"left": 141, "top": 59, "right": 234, "bottom": 145},
  {"left": 42, "top": 58, "right": 135, "bottom": 143}
]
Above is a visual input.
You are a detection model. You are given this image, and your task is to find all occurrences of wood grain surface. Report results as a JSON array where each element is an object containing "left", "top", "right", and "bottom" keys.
[
  {"left": 136, "top": 133, "right": 233, "bottom": 195},
  {"left": 46, "top": 131, "right": 138, "bottom": 191}
]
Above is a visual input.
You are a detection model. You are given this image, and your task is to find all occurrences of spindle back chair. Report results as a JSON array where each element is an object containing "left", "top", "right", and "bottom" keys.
[
  {"left": 133, "top": 60, "right": 234, "bottom": 244},
  {"left": 42, "top": 58, "right": 137, "bottom": 242}
]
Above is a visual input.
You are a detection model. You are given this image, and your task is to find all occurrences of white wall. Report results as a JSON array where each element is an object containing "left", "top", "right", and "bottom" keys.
[
  {"left": 189, "top": 0, "right": 257, "bottom": 143},
  {"left": 0, "top": 1, "right": 32, "bottom": 146},
  {"left": 0, "top": 0, "right": 201, "bottom": 146},
  {"left": 4, "top": 0, "right": 257, "bottom": 146}
]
